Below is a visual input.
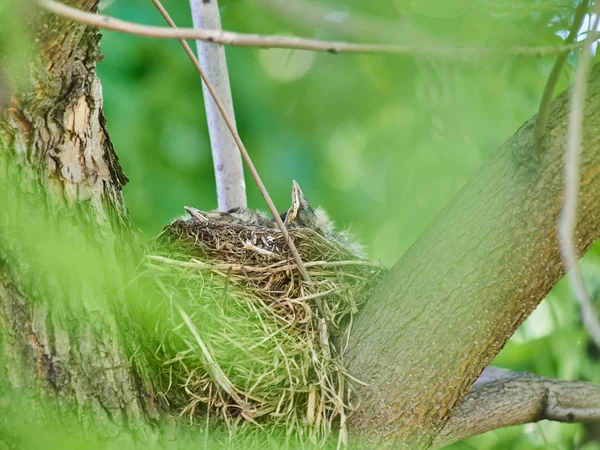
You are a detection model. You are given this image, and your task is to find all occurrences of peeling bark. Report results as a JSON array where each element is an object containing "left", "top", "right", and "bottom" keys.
[
  {"left": 2, "top": 4, "right": 127, "bottom": 217},
  {"left": 0, "top": 0, "right": 156, "bottom": 434}
]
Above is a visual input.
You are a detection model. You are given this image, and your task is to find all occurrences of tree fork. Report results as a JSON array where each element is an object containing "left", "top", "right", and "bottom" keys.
[{"left": 345, "top": 62, "right": 600, "bottom": 447}]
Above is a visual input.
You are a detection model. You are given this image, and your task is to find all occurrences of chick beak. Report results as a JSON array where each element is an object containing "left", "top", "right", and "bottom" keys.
[
  {"left": 184, "top": 206, "right": 208, "bottom": 223},
  {"left": 289, "top": 180, "right": 302, "bottom": 221},
  {"left": 287, "top": 179, "right": 310, "bottom": 223}
]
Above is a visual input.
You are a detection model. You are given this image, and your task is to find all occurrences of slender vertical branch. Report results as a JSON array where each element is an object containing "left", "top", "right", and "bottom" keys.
[
  {"left": 534, "top": 0, "right": 590, "bottom": 141},
  {"left": 151, "top": 0, "right": 313, "bottom": 286},
  {"left": 188, "top": 0, "right": 246, "bottom": 211},
  {"left": 558, "top": 5, "right": 600, "bottom": 349}
]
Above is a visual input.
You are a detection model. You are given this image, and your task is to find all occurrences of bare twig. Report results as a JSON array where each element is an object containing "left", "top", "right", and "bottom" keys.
[
  {"left": 188, "top": 0, "right": 246, "bottom": 211},
  {"left": 38, "top": 0, "right": 600, "bottom": 58},
  {"left": 435, "top": 367, "right": 600, "bottom": 447},
  {"left": 558, "top": 5, "right": 600, "bottom": 349},
  {"left": 534, "top": 0, "right": 590, "bottom": 141},
  {"left": 150, "top": 0, "right": 313, "bottom": 287}
]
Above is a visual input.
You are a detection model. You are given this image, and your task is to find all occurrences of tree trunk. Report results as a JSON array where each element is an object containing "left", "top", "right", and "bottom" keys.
[
  {"left": 0, "top": 0, "right": 157, "bottom": 437},
  {"left": 345, "top": 63, "right": 600, "bottom": 447}
]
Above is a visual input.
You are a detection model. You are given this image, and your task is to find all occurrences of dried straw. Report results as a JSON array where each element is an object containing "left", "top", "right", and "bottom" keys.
[{"left": 130, "top": 218, "right": 386, "bottom": 446}]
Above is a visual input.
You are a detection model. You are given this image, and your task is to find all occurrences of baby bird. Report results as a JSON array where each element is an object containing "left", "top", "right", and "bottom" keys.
[
  {"left": 182, "top": 181, "right": 364, "bottom": 257},
  {"left": 281, "top": 181, "right": 364, "bottom": 258},
  {"left": 281, "top": 181, "right": 330, "bottom": 233},
  {"left": 183, "top": 205, "right": 274, "bottom": 228}
]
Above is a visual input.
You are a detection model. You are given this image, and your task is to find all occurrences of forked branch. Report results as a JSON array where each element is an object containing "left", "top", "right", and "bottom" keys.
[{"left": 534, "top": 0, "right": 589, "bottom": 141}]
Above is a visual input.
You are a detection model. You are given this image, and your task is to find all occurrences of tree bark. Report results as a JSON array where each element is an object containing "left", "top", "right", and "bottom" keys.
[
  {"left": 344, "top": 62, "right": 600, "bottom": 447},
  {"left": 0, "top": 0, "right": 157, "bottom": 435},
  {"left": 434, "top": 367, "right": 600, "bottom": 447}
]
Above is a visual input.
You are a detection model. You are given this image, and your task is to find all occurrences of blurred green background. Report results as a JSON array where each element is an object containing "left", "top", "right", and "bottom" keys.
[
  {"left": 99, "top": 0, "right": 576, "bottom": 267},
  {"left": 7, "top": 0, "right": 599, "bottom": 448}
]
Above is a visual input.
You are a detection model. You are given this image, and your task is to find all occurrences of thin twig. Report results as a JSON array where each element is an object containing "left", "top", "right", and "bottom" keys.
[
  {"left": 188, "top": 0, "right": 246, "bottom": 211},
  {"left": 150, "top": 0, "right": 313, "bottom": 286},
  {"left": 534, "top": 0, "right": 590, "bottom": 141},
  {"left": 38, "top": 0, "right": 600, "bottom": 58},
  {"left": 558, "top": 5, "right": 600, "bottom": 350}
]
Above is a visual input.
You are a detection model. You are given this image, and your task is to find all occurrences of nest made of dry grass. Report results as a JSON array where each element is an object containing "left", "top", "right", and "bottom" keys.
[{"left": 131, "top": 218, "right": 386, "bottom": 447}]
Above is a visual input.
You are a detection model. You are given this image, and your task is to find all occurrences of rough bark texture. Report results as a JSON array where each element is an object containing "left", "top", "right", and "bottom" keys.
[
  {"left": 344, "top": 63, "right": 600, "bottom": 447},
  {"left": 0, "top": 0, "right": 156, "bottom": 435}
]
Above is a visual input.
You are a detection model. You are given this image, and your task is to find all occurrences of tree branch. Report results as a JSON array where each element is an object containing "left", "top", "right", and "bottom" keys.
[
  {"left": 150, "top": 1, "right": 313, "bottom": 288},
  {"left": 558, "top": 4, "right": 600, "bottom": 349},
  {"left": 434, "top": 367, "right": 600, "bottom": 447},
  {"left": 37, "top": 0, "right": 600, "bottom": 58},
  {"left": 344, "top": 62, "right": 600, "bottom": 447},
  {"left": 186, "top": 0, "right": 246, "bottom": 211},
  {"left": 533, "top": 0, "right": 589, "bottom": 142}
]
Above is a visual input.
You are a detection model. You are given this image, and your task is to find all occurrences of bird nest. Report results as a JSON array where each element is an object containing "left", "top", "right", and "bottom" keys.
[{"left": 131, "top": 217, "right": 386, "bottom": 446}]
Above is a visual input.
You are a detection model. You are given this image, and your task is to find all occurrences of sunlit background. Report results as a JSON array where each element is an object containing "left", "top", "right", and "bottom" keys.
[{"left": 83, "top": 0, "right": 600, "bottom": 448}]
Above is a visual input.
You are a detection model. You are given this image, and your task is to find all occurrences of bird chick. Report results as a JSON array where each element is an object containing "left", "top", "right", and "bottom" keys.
[
  {"left": 282, "top": 181, "right": 365, "bottom": 258},
  {"left": 227, "top": 207, "right": 276, "bottom": 228},
  {"left": 181, "top": 181, "right": 364, "bottom": 257},
  {"left": 183, "top": 205, "right": 275, "bottom": 228},
  {"left": 282, "top": 181, "right": 331, "bottom": 233}
]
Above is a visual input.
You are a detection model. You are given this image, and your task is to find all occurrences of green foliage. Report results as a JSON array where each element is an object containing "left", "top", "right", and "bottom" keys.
[{"left": 0, "top": 0, "right": 33, "bottom": 94}]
